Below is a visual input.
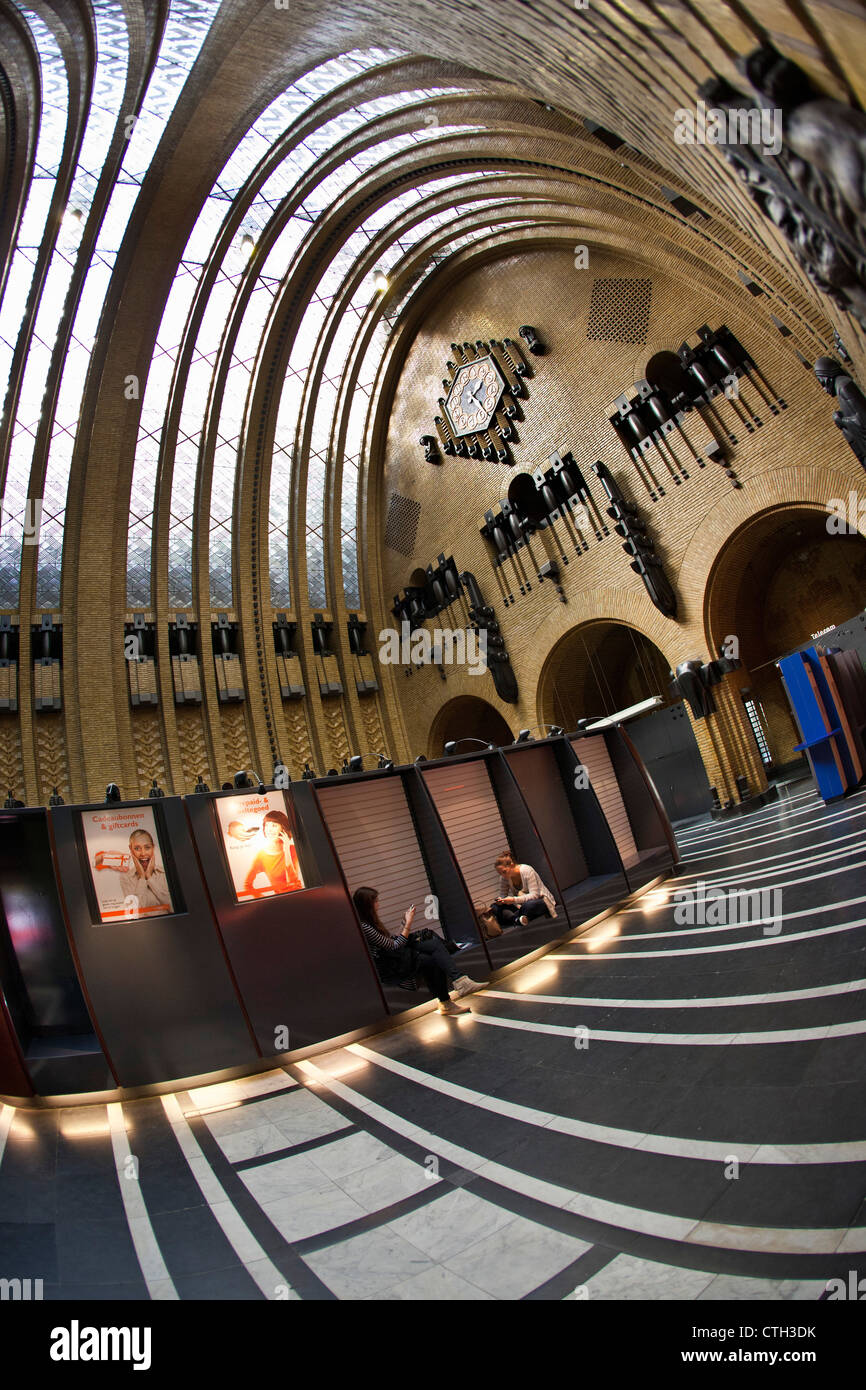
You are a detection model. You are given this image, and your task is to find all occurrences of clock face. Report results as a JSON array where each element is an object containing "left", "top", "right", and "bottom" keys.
[{"left": 444, "top": 356, "right": 505, "bottom": 437}]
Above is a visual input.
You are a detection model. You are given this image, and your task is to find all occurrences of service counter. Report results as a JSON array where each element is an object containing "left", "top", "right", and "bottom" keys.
[
  {"left": 572, "top": 727, "right": 679, "bottom": 890},
  {"left": 313, "top": 764, "right": 488, "bottom": 1012},
  {"left": 0, "top": 732, "right": 675, "bottom": 1103},
  {"left": 186, "top": 782, "right": 385, "bottom": 1051}
]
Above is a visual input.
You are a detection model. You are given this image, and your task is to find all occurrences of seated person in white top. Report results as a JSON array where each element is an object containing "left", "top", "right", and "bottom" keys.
[{"left": 491, "top": 851, "right": 557, "bottom": 926}]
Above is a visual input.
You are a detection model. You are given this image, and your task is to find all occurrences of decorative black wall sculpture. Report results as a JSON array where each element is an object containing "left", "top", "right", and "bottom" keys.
[
  {"left": 591, "top": 461, "right": 678, "bottom": 619},
  {"left": 419, "top": 435, "right": 440, "bottom": 464},
  {"left": 392, "top": 557, "right": 518, "bottom": 703},
  {"left": 698, "top": 45, "right": 866, "bottom": 330},
  {"left": 814, "top": 357, "right": 866, "bottom": 470},
  {"left": 479, "top": 451, "right": 601, "bottom": 564},
  {"left": 670, "top": 650, "right": 743, "bottom": 719},
  {"left": 518, "top": 325, "right": 545, "bottom": 355}
]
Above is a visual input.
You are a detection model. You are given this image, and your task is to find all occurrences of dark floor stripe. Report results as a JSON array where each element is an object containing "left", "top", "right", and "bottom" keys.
[
  {"left": 234, "top": 1125, "right": 360, "bottom": 1171},
  {"left": 523, "top": 1243, "right": 618, "bottom": 1299},
  {"left": 292, "top": 1183, "right": 446, "bottom": 1254},
  {"left": 125, "top": 1095, "right": 262, "bottom": 1299},
  {"left": 179, "top": 1093, "right": 337, "bottom": 1300}
]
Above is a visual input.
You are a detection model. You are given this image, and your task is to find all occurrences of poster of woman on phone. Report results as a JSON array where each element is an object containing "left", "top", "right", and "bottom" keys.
[
  {"left": 215, "top": 790, "right": 305, "bottom": 902},
  {"left": 82, "top": 806, "right": 175, "bottom": 922}
]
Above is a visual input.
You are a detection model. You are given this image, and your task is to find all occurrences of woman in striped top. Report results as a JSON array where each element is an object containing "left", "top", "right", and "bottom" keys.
[{"left": 353, "top": 886, "right": 486, "bottom": 1015}]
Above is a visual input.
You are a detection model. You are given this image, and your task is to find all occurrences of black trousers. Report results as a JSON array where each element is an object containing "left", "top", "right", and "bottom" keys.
[
  {"left": 491, "top": 896, "right": 549, "bottom": 926},
  {"left": 380, "top": 936, "right": 458, "bottom": 1001}
]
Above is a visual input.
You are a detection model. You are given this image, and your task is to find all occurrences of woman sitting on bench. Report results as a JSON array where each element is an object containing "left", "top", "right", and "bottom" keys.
[
  {"left": 491, "top": 852, "right": 557, "bottom": 927},
  {"left": 353, "top": 886, "right": 486, "bottom": 1015}
]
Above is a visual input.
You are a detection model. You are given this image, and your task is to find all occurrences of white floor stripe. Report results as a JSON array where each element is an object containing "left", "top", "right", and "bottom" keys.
[
  {"left": 621, "top": 853, "right": 866, "bottom": 915},
  {"left": 161, "top": 1092, "right": 295, "bottom": 1300},
  {"left": 485, "top": 977, "right": 866, "bottom": 1009},
  {"left": 296, "top": 1060, "right": 865, "bottom": 1255},
  {"left": 0, "top": 1103, "right": 14, "bottom": 1167},
  {"left": 658, "top": 838, "right": 866, "bottom": 895},
  {"left": 675, "top": 793, "right": 820, "bottom": 847},
  {"left": 108, "top": 1102, "right": 179, "bottom": 1301},
  {"left": 675, "top": 790, "right": 820, "bottom": 844},
  {"left": 346, "top": 1043, "right": 866, "bottom": 1165},
  {"left": 680, "top": 803, "right": 866, "bottom": 863},
  {"left": 471, "top": 1007, "right": 866, "bottom": 1046},
  {"left": 672, "top": 826, "right": 866, "bottom": 887},
  {"left": 550, "top": 911, "right": 866, "bottom": 961},
  {"left": 572, "top": 890, "right": 866, "bottom": 948}
]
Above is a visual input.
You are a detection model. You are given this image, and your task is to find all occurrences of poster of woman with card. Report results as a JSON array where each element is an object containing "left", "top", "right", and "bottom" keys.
[
  {"left": 215, "top": 791, "right": 305, "bottom": 902},
  {"left": 83, "top": 806, "right": 175, "bottom": 922}
]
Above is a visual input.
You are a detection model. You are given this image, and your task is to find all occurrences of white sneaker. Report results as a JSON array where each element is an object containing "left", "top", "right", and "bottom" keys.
[
  {"left": 439, "top": 999, "right": 471, "bottom": 1015},
  {"left": 450, "top": 976, "right": 487, "bottom": 998}
]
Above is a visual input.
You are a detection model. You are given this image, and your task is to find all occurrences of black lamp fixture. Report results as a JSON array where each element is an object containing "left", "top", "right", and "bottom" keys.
[
  {"left": 301, "top": 762, "right": 316, "bottom": 780},
  {"left": 514, "top": 724, "right": 563, "bottom": 743},
  {"left": 377, "top": 753, "right": 394, "bottom": 769},
  {"left": 105, "top": 783, "right": 122, "bottom": 803},
  {"left": 326, "top": 767, "right": 339, "bottom": 778},
  {"left": 3, "top": 789, "right": 23, "bottom": 808},
  {"left": 232, "top": 770, "right": 252, "bottom": 789},
  {"left": 347, "top": 755, "right": 364, "bottom": 774},
  {"left": 48, "top": 786, "right": 64, "bottom": 806},
  {"left": 414, "top": 754, "right": 427, "bottom": 764},
  {"left": 147, "top": 778, "right": 165, "bottom": 799},
  {"left": 193, "top": 774, "right": 210, "bottom": 793},
  {"left": 444, "top": 737, "right": 495, "bottom": 756}
]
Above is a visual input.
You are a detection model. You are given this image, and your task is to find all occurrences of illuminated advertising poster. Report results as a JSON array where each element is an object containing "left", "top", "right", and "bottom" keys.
[
  {"left": 215, "top": 790, "right": 305, "bottom": 902},
  {"left": 82, "top": 806, "right": 175, "bottom": 922}
]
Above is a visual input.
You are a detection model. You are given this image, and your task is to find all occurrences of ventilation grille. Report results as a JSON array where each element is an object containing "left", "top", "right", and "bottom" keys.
[
  {"left": 384, "top": 492, "right": 421, "bottom": 557},
  {"left": 586, "top": 277, "right": 653, "bottom": 344}
]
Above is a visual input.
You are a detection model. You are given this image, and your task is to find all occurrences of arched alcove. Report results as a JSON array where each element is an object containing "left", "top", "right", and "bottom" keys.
[
  {"left": 705, "top": 505, "right": 866, "bottom": 768},
  {"left": 426, "top": 696, "right": 514, "bottom": 757},
  {"left": 537, "top": 620, "right": 673, "bottom": 731}
]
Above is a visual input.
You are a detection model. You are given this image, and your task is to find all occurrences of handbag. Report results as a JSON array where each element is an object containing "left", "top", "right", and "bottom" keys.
[{"left": 473, "top": 900, "right": 503, "bottom": 939}]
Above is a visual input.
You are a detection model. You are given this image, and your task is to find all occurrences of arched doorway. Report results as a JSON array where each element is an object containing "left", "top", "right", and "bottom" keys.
[
  {"left": 706, "top": 507, "right": 866, "bottom": 772},
  {"left": 538, "top": 620, "right": 711, "bottom": 822},
  {"left": 537, "top": 620, "right": 673, "bottom": 729},
  {"left": 427, "top": 697, "right": 514, "bottom": 757}
]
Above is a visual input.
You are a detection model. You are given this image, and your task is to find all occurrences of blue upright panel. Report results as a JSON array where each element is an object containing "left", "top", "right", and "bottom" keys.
[{"left": 779, "top": 648, "right": 853, "bottom": 801}]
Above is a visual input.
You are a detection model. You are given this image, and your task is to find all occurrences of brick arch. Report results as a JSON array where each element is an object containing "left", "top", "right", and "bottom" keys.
[
  {"left": 536, "top": 614, "right": 677, "bottom": 731},
  {"left": 669, "top": 464, "right": 866, "bottom": 658},
  {"left": 427, "top": 696, "right": 515, "bottom": 757}
]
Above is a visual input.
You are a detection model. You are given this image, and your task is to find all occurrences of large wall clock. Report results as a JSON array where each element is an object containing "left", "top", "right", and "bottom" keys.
[
  {"left": 429, "top": 338, "right": 529, "bottom": 464},
  {"left": 445, "top": 356, "right": 505, "bottom": 437}
]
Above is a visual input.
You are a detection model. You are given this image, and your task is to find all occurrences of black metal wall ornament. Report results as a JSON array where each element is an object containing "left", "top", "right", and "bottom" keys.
[
  {"left": 391, "top": 556, "right": 518, "bottom": 703},
  {"left": 430, "top": 336, "right": 532, "bottom": 466},
  {"left": 518, "top": 325, "right": 545, "bottom": 355},
  {"left": 590, "top": 461, "right": 678, "bottom": 619},
  {"left": 697, "top": 45, "right": 866, "bottom": 331},
  {"left": 813, "top": 357, "right": 866, "bottom": 470},
  {"left": 670, "top": 648, "right": 743, "bottom": 720},
  {"left": 419, "top": 435, "right": 440, "bottom": 464},
  {"left": 609, "top": 324, "right": 785, "bottom": 494}
]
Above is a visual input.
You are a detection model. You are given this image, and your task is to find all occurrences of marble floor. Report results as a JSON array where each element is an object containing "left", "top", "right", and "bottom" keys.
[{"left": 2, "top": 780, "right": 865, "bottom": 1300}]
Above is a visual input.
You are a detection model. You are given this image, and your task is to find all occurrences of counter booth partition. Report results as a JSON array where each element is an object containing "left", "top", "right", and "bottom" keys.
[
  {"left": 419, "top": 748, "right": 600, "bottom": 968},
  {"left": 185, "top": 782, "right": 386, "bottom": 1052},
  {"left": 46, "top": 796, "right": 258, "bottom": 1092},
  {"left": 503, "top": 738, "right": 630, "bottom": 936},
  {"left": 314, "top": 766, "right": 489, "bottom": 1012},
  {"left": 0, "top": 807, "right": 113, "bottom": 1099},
  {"left": 572, "top": 727, "right": 679, "bottom": 891}
]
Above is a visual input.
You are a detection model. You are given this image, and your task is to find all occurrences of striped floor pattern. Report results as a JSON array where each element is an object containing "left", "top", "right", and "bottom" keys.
[{"left": 1, "top": 778, "right": 864, "bottom": 1299}]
